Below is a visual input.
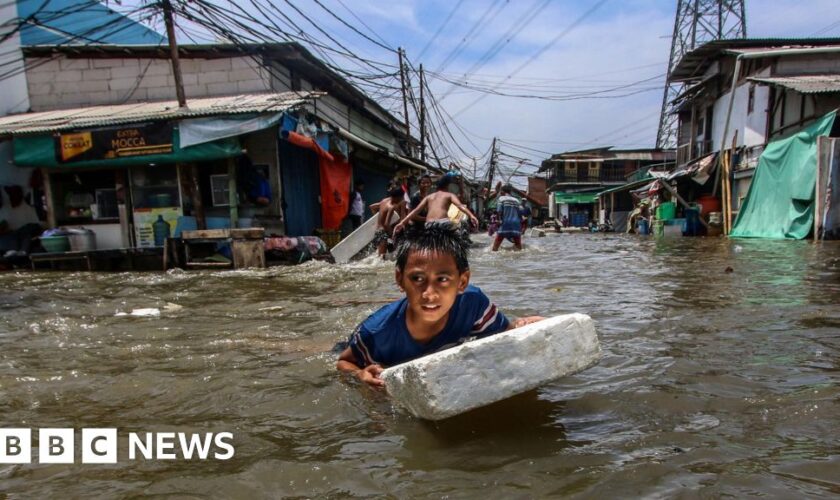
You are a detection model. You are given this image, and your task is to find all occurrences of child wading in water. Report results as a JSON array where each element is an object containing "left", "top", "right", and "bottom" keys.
[
  {"left": 394, "top": 176, "right": 479, "bottom": 234},
  {"left": 336, "top": 224, "right": 544, "bottom": 387},
  {"left": 371, "top": 187, "right": 407, "bottom": 259}
]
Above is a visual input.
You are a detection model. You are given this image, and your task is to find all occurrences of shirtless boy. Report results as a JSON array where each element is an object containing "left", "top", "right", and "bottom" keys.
[
  {"left": 373, "top": 188, "right": 407, "bottom": 258},
  {"left": 394, "top": 176, "right": 478, "bottom": 234}
]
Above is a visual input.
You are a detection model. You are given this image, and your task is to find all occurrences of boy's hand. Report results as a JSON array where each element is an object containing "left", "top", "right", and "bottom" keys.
[
  {"left": 393, "top": 221, "right": 406, "bottom": 234},
  {"left": 512, "top": 316, "right": 545, "bottom": 329},
  {"left": 357, "top": 364, "right": 385, "bottom": 388}
]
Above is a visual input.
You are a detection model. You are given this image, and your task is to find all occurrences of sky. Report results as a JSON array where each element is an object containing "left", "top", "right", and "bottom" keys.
[{"left": 135, "top": 0, "right": 840, "bottom": 183}]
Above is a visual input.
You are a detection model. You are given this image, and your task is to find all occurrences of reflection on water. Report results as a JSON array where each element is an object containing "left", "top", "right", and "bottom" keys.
[{"left": 1, "top": 234, "right": 839, "bottom": 497}]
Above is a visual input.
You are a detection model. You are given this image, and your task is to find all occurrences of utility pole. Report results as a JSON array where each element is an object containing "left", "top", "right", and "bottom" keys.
[
  {"left": 397, "top": 47, "right": 411, "bottom": 150},
  {"left": 162, "top": 0, "right": 187, "bottom": 108},
  {"left": 485, "top": 137, "right": 497, "bottom": 210},
  {"left": 419, "top": 64, "right": 426, "bottom": 162}
]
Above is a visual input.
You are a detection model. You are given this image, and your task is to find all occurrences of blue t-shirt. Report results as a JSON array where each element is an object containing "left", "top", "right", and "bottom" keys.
[{"left": 348, "top": 285, "right": 509, "bottom": 368}]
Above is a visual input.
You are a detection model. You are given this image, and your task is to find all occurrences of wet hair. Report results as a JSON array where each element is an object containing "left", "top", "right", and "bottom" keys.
[
  {"left": 395, "top": 223, "right": 469, "bottom": 273},
  {"left": 436, "top": 176, "right": 450, "bottom": 190},
  {"left": 501, "top": 183, "right": 513, "bottom": 194},
  {"left": 388, "top": 187, "right": 405, "bottom": 199}
]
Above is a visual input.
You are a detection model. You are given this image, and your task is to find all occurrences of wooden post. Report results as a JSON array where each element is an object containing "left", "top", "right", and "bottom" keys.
[
  {"left": 161, "top": 0, "right": 187, "bottom": 108},
  {"left": 227, "top": 157, "right": 239, "bottom": 228},
  {"left": 815, "top": 136, "right": 828, "bottom": 240},
  {"left": 191, "top": 164, "right": 206, "bottom": 229},
  {"left": 43, "top": 170, "right": 56, "bottom": 229}
]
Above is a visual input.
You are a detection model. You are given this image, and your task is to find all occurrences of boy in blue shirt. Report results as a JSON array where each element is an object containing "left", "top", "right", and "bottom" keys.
[{"left": 336, "top": 224, "right": 543, "bottom": 388}]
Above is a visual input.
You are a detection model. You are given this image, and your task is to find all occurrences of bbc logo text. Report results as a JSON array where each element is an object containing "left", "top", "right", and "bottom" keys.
[{"left": 0, "top": 429, "right": 235, "bottom": 463}]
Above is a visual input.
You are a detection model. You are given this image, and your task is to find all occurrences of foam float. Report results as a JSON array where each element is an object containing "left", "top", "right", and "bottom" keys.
[{"left": 380, "top": 313, "right": 601, "bottom": 420}]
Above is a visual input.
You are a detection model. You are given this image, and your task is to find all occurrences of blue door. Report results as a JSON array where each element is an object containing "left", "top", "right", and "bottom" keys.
[{"left": 279, "top": 139, "right": 321, "bottom": 236}]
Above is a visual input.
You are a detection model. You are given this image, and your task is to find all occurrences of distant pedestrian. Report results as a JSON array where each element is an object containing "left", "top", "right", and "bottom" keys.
[
  {"left": 493, "top": 184, "right": 523, "bottom": 251},
  {"left": 348, "top": 180, "right": 365, "bottom": 230},
  {"left": 519, "top": 200, "right": 532, "bottom": 233}
]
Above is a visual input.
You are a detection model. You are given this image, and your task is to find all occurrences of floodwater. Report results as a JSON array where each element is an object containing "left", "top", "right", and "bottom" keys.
[{"left": 1, "top": 233, "right": 839, "bottom": 498}]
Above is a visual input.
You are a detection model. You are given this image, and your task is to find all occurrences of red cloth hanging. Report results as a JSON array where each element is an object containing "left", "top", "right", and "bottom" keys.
[{"left": 284, "top": 131, "right": 351, "bottom": 230}]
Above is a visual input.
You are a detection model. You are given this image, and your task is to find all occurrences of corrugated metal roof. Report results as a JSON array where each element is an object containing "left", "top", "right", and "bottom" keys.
[
  {"left": 748, "top": 74, "right": 840, "bottom": 94},
  {"left": 670, "top": 38, "right": 840, "bottom": 82},
  {"left": 0, "top": 91, "right": 322, "bottom": 135}
]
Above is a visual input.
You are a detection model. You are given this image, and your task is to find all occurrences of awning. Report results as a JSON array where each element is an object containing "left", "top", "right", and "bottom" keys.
[
  {"left": 554, "top": 192, "right": 598, "bottom": 204},
  {"left": 337, "top": 127, "right": 426, "bottom": 171},
  {"left": 667, "top": 152, "right": 717, "bottom": 184},
  {"left": 748, "top": 74, "right": 840, "bottom": 94},
  {"left": 0, "top": 92, "right": 322, "bottom": 135},
  {"left": 597, "top": 178, "right": 654, "bottom": 197}
]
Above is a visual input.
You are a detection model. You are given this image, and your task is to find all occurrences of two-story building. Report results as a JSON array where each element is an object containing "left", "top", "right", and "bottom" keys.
[
  {"left": 668, "top": 38, "right": 840, "bottom": 238},
  {"left": 540, "top": 147, "right": 675, "bottom": 227}
]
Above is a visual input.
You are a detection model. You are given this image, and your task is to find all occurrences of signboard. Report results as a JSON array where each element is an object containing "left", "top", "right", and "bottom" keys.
[
  {"left": 554, "top": 192, "right": 598, "bottom": 204},
  {"left": 133, "top": 207, "right": 181, "bottom": 248},
  {"left": 56, "top": 124, "right": 173, "bottom": 163}
]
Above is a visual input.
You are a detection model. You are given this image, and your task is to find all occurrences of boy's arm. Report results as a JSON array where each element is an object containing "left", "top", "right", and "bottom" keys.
[
  {"left": 369, "top": 201, "right": 381, "bottom": 214},
  {"left": 508, "top": 316, "right": 546, "bottom": 329},
  {"left": 395, "top": 197, "right": 429, "bottom": 232},
  {"left": 449, "top": 193, "right": 479, "bottom": 226},
  {"left": 337, "top": 347, "right": 385, "bottom": 387}
]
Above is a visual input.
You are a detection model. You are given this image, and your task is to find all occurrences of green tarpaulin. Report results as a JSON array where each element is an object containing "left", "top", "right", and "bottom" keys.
[
  {"left": 13, "top": 130, "right": 241, "bottom": 168},
  {"left": 554, "top": 192, "right": 598, "bottom": 204},
  {"left": 731, "top": 110, "right": 836, "bottom": 239}
]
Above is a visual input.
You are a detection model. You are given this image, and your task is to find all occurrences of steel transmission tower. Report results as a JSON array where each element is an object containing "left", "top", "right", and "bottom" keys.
[{"left": 656, "top": 0, "right": 746, "bottom": 149}]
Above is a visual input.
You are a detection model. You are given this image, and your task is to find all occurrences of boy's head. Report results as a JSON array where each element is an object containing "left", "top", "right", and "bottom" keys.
[
  {"left": 388, "top": 187, "right": 405, "bottom": 200},
  {"left": 354, "top": 180, "right": 365, "bottom": 191},
  {"left": 395, "top": 223, "right": 471, "bottom": 324},
  {"left": 419, "top": 175, "right": 432, "bottom": 191},
  {"left": 501, "top": 183, "right": 513, "bottom": 194},
  {"left": 436, "top": 176, "right": 450, "bottom": 191}
]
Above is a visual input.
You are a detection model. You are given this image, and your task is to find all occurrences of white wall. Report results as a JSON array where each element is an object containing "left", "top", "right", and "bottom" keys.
[
  {"left": 25, "top": 55, "right": 271, "bottom": 110},
  {"left": 711, "top": 77, "right": 771, "bottom": 150}
]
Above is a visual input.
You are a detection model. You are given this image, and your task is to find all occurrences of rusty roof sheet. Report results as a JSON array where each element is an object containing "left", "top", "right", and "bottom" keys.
[
  {"left": 748, "top": 74, "right": 840, "bottom": 94},
  {"left": 0, "top": 91, "right": 323, "bottom": 135}
]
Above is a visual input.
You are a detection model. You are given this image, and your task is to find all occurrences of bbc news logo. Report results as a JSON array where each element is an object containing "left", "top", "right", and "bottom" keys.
[{"left": 0, "top": 429, "right": 234, "bottom": 464}]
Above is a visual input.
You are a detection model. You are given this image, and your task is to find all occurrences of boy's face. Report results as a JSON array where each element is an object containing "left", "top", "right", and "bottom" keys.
[{"left": 396, "top": 250, "right": 470, "bottom": 327}]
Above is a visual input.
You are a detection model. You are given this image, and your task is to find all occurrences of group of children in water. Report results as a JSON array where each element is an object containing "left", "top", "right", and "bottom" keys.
[{"left": 336, "top": 174, "right": 543, "bottom": 387}]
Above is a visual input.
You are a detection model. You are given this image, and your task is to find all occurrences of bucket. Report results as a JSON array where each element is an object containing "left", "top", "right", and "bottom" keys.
[
  {"left": 67, "top": 228, "right": 96, "bottom": 252},
  {"left": 40, "top": 235, "right": 70, "bottom": 253},
  {"left": 656, "top": 201, "right": 676, "bottom": 221},
  {"left": 708, "top": 212, "right": 722, "bottom": 225},
  {"left": 652, "top": 220, "right": 665, "bottom": 237},
  {"left": 636, "top": 219, "right": 650, "bottom": 235},
  {"left": 696, "top": 195, "right": 721, "bottom": 215},
  {"left": 684, "top": 207, "right": 701, "bottom": 236}
]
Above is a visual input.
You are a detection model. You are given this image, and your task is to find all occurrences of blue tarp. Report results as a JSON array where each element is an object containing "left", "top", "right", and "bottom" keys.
[{"left": 17, "top": 0, "right": 165, "bottom": 46}]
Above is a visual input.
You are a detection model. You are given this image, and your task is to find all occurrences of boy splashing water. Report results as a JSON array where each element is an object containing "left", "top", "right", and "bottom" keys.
[{"left": 337, "top": 223, "right": 543, "bottom": 387}]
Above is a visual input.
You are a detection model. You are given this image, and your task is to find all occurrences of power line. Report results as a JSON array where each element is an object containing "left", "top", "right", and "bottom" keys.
[{"left": 416, "top": 0, "right": 465, "bottom": 61}]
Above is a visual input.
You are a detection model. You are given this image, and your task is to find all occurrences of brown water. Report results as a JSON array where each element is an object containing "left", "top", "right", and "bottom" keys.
[{"left": 1, "top": 233, "right": 839, "bottom": 498}]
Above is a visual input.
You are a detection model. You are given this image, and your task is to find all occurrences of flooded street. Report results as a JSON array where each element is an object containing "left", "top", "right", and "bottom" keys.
[{"left": 1, "top": 233, "right": 839, "bottom": 497}]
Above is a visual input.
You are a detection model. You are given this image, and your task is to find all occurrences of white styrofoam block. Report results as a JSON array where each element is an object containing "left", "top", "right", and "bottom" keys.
[{"left": 380, "top": 313, "right": 601, "bottom": 420}]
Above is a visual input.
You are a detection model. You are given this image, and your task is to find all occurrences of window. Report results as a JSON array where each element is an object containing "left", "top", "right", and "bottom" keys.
[
  {"left": 747, "top": 84, "right": 755, "bottom": 114},
  {"left": 210, "top": 174, "right": 230, "bottom": 206},
  {"left": 95, "top": 188, "right": 119, "bottom": 219},
  {"left": 588, "top": 163, "right": 600, "bottom": 180}
]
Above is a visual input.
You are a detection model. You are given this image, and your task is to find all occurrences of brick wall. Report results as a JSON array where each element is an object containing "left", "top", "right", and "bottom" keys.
[{"left": 25, "top": 55, "right": 272, "bottom": 111}]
